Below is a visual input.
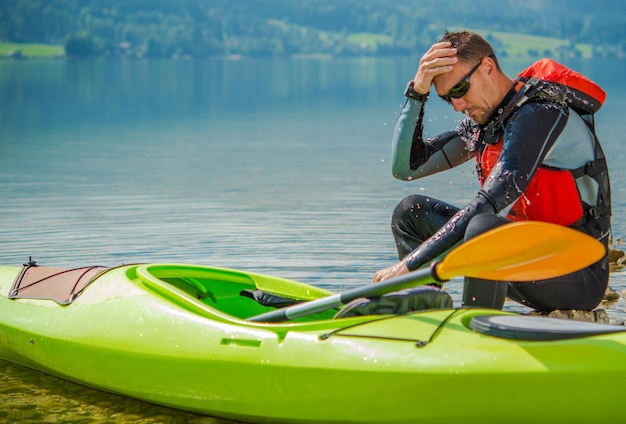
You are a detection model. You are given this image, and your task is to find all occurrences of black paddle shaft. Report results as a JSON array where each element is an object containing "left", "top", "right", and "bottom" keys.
[{"left": 247, "top": 264, "right": 437, "bottom": 322}]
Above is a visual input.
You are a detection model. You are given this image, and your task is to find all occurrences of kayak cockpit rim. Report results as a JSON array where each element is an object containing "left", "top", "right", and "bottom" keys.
[{"left": 132, "top": 263, "right": 338, "bottom": 327}]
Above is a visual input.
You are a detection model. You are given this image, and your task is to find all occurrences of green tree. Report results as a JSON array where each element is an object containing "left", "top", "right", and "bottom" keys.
[{"left": 65, "top": 32, "right": 95, "bottom": 57}]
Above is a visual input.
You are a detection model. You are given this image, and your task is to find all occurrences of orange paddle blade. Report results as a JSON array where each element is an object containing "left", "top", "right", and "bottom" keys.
[{"left": 435, "top": 221, "right": 605, "bottom": 282}]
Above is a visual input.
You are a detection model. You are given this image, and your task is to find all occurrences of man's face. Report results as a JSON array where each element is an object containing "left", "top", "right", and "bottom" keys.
[{"left": 433, "top": 57, "right": 496, "bottom": 125}]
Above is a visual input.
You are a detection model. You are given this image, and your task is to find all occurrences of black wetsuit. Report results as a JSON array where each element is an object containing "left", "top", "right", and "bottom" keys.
[{"left": 390, "top": 85, "right": 611, "bottom": 312}]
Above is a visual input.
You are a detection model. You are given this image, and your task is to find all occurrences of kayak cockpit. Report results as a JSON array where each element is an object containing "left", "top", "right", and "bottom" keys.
[{"left": 133, "top": 264, "right": 337, "bottom": 322}]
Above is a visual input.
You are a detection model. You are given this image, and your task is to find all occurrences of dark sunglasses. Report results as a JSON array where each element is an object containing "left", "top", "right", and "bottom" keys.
[{"left": 438, "top": 60, "right": 483, "bottom": 104}]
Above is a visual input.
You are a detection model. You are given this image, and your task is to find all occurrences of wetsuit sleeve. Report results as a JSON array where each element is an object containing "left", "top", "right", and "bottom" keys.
[
  {"left": 391, "top": 99, "right": 473, "bottom": 181},
  {"left": 404, "top": 102, "right": 568, "bottom": 271}
]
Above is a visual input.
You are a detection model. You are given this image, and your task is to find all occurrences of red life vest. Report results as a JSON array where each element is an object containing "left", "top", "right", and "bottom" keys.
[{"left": 476, "top": 59, "right": 606, "bottom": 226}]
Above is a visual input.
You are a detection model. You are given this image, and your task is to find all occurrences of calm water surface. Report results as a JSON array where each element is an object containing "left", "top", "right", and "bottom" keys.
[{"left": 1, "top": 56, "right": 625, "bottom": 422}]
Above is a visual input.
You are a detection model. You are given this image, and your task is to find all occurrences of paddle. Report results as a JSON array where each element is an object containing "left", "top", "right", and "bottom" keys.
[{"left": 247, "top": 221, "right": 605, "bottom": 323}]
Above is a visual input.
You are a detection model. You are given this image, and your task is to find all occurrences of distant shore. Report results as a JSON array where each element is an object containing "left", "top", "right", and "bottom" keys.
[
  {"left": 0, "top": 42, "right": 64, "bottom": 59},
  {"left": 0, "top": 30, "right": 600, "bottom": 61}
]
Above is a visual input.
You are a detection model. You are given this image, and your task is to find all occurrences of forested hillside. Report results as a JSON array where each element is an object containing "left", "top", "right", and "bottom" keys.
[{"left": 1, "top": 0, "right": 625, "bottom": 58}]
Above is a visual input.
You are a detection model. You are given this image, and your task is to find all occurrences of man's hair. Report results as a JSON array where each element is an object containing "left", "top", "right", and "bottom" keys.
[{"left": 439, "top": 31, "right": 500, "bottom": 70}]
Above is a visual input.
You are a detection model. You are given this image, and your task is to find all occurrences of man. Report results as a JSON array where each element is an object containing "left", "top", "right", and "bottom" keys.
[{"left": 373, "top": 31, "right": 611, "bottom": 312}]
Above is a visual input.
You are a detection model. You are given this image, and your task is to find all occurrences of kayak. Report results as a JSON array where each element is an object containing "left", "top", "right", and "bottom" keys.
[{"left": 1, "top": 260, "right": 626, "bottom": 423}]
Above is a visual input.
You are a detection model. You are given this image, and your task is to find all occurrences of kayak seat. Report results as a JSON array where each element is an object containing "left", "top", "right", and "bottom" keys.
[
  {"left": 240, "top": 289, "right": 302, "bottom": 308},
  {"left": 333, "top": 286, "right": 453, "bottom": 319},
  {"left": 470, "top": 314, "right": 626, "bottom": 341}
]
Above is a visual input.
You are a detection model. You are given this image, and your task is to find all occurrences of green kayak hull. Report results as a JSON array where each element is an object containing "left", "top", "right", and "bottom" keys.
[{"left": 0, "top": 262, "right": 625, "bottom": 423}]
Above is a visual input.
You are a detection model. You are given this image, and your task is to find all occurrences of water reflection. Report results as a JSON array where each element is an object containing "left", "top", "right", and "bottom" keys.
[{"left": 0, "top": 359, "right": 239, "bottom": 423}]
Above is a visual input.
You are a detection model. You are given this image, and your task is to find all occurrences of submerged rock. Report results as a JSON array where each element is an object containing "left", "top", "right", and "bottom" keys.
[
  {"left": 609, "top": 247, "right": 624, "bottom": 263},
  {"left": 609, "top": 245, "right": 625, "bottom": 272},
  {"left": 604, "top": 285, "right": 620, "bottom": 301},
  {"left": 606, "top": 245, "right": 624, "bottom": 301}
]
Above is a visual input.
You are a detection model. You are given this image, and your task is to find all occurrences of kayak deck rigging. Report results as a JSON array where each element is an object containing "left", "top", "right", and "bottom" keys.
[{"left": 9, "top": 261, "right": 109, "bottom": 305}]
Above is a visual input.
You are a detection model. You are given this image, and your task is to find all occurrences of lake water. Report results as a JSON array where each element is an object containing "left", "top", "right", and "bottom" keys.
[{"left": 1, "top": 56, "right": 626, "bottom": 422}]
